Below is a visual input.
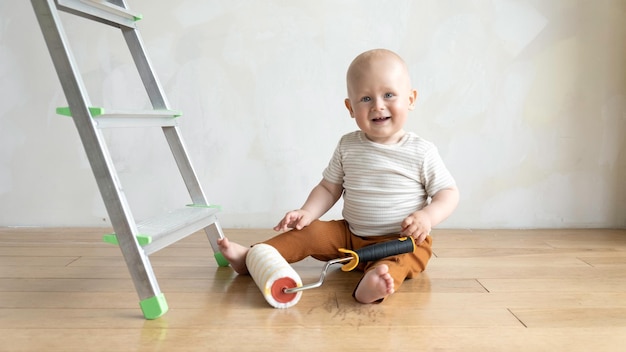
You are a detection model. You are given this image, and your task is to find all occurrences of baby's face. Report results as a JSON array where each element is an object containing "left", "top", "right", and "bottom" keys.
[{"left": 345, "top": 54, "right": 416, "bottom": 145}]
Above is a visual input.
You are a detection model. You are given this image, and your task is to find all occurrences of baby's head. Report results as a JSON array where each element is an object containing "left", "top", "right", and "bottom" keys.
[
  {"left": 346, "top": 49, "right": 412, "bottom": 96},
  {"left": 344, "top": 49, "right": 417, "bottom": 144}
]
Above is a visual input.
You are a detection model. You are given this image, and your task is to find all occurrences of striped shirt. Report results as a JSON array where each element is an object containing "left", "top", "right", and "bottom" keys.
[{"left": 323, "top": 131, "right": 456, "bottom": 237}]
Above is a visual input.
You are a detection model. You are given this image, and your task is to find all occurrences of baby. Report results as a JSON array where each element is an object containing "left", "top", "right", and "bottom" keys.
[{"left": 219, "top": 49, "right": 459, "bottom": 303}]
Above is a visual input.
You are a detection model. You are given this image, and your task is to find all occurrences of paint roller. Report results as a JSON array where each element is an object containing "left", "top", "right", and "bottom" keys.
[{"left": 246, "top": 237, "right": 416, "bottom": 308}]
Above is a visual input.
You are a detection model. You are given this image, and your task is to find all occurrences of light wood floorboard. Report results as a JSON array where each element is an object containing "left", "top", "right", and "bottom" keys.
[{"left": 1, "top": 227, "right": 626, "bottom": 351}]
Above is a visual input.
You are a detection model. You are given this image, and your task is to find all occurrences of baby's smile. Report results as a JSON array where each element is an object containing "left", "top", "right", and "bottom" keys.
[{"left": 372, "top": 116, "right": 391, "bottom": 123}]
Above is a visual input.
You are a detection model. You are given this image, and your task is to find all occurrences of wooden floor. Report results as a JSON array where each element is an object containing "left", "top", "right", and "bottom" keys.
[{"left": 1, "top": 228, "right": 626, "bottom": 351}]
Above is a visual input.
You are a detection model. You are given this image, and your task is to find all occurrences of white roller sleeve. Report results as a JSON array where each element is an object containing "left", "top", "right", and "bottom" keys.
[{"left": 246, "top": 243, "right": 303, "bottom": 308}]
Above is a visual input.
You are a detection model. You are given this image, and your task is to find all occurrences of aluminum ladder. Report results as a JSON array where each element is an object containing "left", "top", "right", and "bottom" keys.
[{"left": 31, "top": 0, "right": 229, "bottom": 319}]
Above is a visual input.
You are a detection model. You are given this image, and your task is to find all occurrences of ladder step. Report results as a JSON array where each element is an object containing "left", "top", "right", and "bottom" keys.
[
  {"left": 57, "top": 0, "right": 142, "bottom": 28},
  {"left": 80, "top": 0, "right": 142, "bottom": 20},
  {"left": 138, "top": 206, "right": 221, "bottom": 255},
  {"left": 56, "top": 107, "right": 182, "bottom": 128}
]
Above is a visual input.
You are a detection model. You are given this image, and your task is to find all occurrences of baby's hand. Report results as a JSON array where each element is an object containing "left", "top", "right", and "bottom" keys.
[
  {"left": 401, "top": 211, "right": 432, "bottom": 244},
  {"left": 273, "top": 209, "right": 314, "bottom": 232}
]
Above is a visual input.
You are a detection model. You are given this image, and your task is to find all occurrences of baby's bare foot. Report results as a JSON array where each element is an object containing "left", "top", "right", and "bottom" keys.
[
  {"left": 354, "top": 264, "right": 395, "bottom": 303},
  {"left": 217, "top": 237, "right": 249, "bottom": 274}
]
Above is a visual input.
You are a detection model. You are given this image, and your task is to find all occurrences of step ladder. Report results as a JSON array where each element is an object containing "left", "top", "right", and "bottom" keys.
[{"left": 31, "top": 0, "right": 229, "bottom": 319}]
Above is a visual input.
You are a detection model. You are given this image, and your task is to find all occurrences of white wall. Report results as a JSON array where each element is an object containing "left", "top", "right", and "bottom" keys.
[{"left": 1, "top": 0, "right": 625, "bottom": 229}]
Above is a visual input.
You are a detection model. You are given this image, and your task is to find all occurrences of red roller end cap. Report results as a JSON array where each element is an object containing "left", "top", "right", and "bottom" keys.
[{"left": 271, "top": 277, "right": 298, "bottom": 303}]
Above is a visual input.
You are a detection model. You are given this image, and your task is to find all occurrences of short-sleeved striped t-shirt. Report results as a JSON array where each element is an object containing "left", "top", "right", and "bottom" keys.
[{"left": 322, "top": 131, "right": 456, "bottom": 237}]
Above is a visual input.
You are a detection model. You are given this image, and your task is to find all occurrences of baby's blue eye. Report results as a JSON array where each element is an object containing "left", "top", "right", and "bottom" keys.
[
  {"left": 361, "top": 96, "right": 371, "bottom": 102},
  {"left": 384, "top": 92, "right": 394, "bottom": 98}
]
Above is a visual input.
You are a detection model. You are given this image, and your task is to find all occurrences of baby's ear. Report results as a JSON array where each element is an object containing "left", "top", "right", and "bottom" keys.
[
  {"left": 344, "top": 98, "right": 355, "bottom": 117},
  {"left": 408, "top": 89, "right": 418, "bottom": 110}
]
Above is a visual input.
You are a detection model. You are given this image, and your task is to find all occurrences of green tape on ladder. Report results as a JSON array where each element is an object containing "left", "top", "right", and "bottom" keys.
[
  {"left": 140, "top": 293, "right": 168, "bottom": 320},
  {"left": 56, "top": 106, "right": 105, "bottom": 117},
  {"left": 214, "top": 252, "right": 229, "bottom": 267},
  {"left": 103, "top": 233, "right": 152, "bottom": 246}
]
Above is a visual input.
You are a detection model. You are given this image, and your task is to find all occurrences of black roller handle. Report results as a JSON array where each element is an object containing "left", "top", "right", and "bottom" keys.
[
  {"left": 339, "top": 237, "right": 416, "bottom": 272},
  {"left": 357, "top": 237, "right": 416, "bottom": 262},
  {"left": 284, "top": 237, "right": 418, "bottom": 294}
]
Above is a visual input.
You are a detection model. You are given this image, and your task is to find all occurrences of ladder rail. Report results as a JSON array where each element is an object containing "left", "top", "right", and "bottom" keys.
[
  {"left": 31, "top": 0, "right": 162, "bottom": 301},
  {"left": 121, "top": 27, "right": 170, "bottom": 109},
  {"left": 121, "top": 26, "right": 215, "bottom": 208},
  {"left": 163, "top": 126, "right": 212, "bottom": 206}
]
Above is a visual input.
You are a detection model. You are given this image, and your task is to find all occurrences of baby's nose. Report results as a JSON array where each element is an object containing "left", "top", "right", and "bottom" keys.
[{"left": 371, "top": 98, "right": 385, "bottom": 110}]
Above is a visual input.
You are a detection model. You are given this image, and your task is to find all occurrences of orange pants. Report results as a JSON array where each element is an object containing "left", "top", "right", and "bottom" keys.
[{"left": 263, "top": 219, "right": 432, "bottom": 301}]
